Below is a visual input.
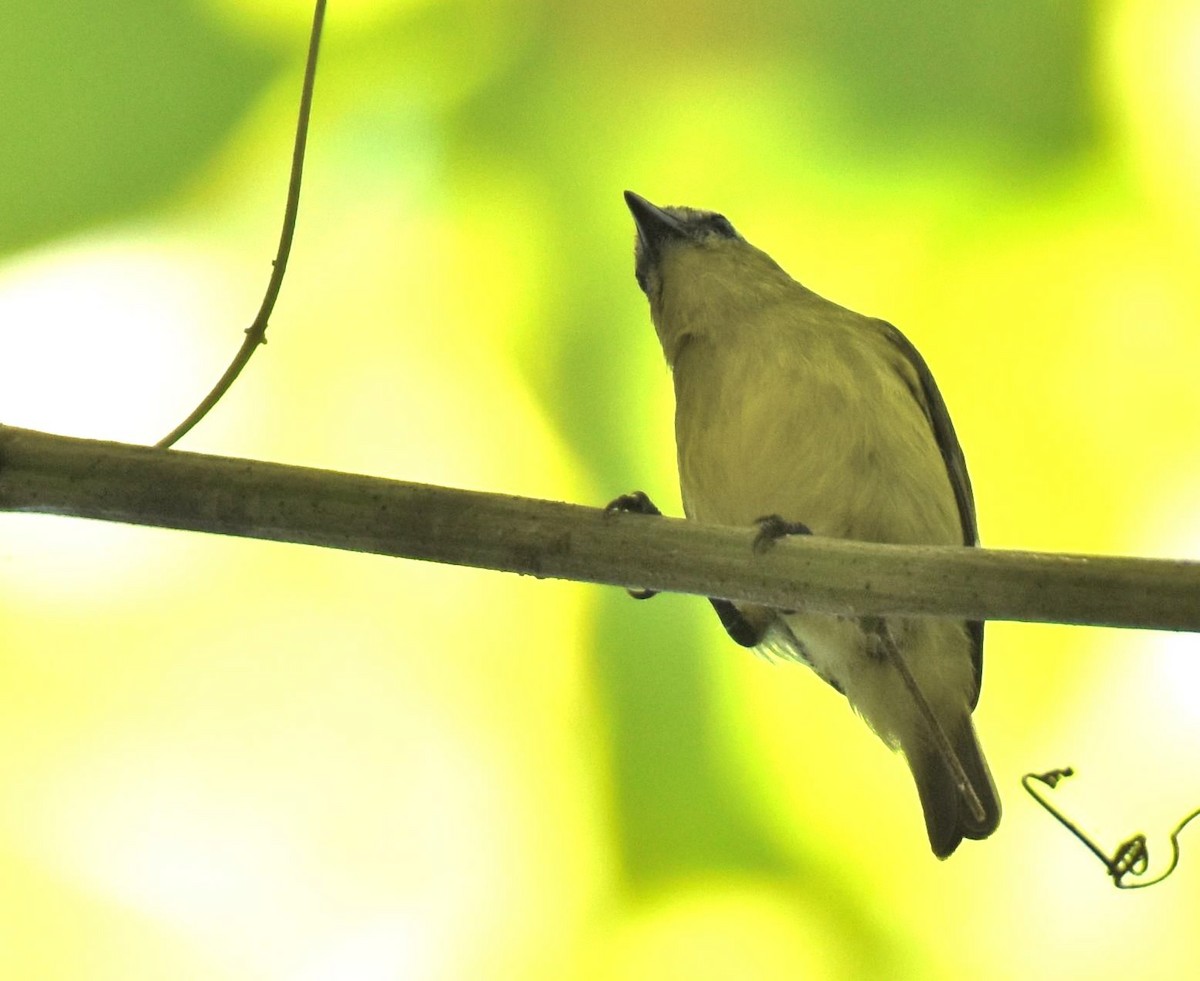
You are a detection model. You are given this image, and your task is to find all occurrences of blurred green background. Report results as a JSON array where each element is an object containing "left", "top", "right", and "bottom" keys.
[{"left": 2, "top": 0, "right": 1199, "bottom": 977}]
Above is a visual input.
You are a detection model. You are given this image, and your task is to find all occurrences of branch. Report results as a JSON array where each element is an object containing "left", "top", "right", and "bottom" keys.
[
  {"left": 2, "top": 424, "right": 1197, "bottom": 632},
  {"left": 155, "top": 0, "right": 327, "bottom": 448}
]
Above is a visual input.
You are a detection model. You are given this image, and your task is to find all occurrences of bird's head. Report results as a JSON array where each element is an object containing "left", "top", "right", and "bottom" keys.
[{"left": 623, "top": 191, "right": 791, "bottom": 361}]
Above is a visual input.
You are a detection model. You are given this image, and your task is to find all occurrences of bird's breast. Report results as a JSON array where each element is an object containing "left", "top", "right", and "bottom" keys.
[{"left": 672, "top": 323, "right": 961, "bottom": 547}]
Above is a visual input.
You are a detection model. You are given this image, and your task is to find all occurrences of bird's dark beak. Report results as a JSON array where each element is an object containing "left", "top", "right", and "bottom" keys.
[{"left": 624, "top": 190, "right": 687, "bottom": 256}]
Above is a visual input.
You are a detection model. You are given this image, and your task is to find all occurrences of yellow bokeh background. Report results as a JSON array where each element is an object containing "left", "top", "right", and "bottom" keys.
[{"left": 2, "top": 0, "right": 1198, "bottom": 978}]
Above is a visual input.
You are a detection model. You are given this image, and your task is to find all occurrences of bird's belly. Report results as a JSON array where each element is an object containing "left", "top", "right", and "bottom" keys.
[{"left": 676, "top": 370, "right": 960, "bottom": 547}]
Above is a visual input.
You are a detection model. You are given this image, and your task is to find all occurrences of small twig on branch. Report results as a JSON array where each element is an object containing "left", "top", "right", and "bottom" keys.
[
  {"left": 2, "top": 424, "right": 1198, "bottom": 633},
  {"left": 156, "top": 0, "right": 327, "bottom": 449}
]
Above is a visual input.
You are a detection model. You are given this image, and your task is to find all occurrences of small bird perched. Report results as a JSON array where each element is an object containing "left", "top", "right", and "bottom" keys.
[{"left": 617, "top": 190, "right": 1000, "bottom": 858}]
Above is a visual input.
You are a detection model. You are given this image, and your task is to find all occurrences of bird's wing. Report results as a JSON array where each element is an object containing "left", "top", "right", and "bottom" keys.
[{"left": 874, "top": 319, "right": 985, "bottom": 706}]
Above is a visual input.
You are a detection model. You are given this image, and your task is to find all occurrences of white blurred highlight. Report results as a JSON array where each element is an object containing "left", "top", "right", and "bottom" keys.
[{"left": 0, "top": 234, "right": 231, "bottom": 441}]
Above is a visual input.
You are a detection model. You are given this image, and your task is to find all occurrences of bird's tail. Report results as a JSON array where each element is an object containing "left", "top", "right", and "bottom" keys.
[{"left": 908, "top": 716, "right": 1001, "bottom": 860}]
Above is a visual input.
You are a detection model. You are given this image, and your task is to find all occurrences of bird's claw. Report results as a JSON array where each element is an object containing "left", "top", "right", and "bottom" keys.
[
  {"left": 605, "top": 490, "right": 663, "bottom": 598},
  {"left": 752, "top": 514, "right": 812, "bottom": 553},
  {"left": 604, "top": 490, "right": 662, "bottom": 517}
]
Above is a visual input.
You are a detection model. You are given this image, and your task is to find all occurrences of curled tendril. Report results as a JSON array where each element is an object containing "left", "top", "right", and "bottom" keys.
[{"left": 1024, "top": 767, "right": 1200, "bottom": 889}]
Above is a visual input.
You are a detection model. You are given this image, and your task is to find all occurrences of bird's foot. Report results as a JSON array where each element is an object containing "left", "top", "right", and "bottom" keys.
[
  {"left": 752, "top": 514, "right": 812, "bottom": 554},
  {"left": 604, "top": 490, "right": 662, "bottom": 598},
  {"left": 605, "top": 490, "right": 662, "bottom": 518},
  {"left": 605, "top": 491, "right": 767, "bottom": 647}
]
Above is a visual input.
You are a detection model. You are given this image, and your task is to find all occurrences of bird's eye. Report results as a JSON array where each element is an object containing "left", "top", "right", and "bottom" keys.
[{"left": 708, "top": 215, "right": 738, "bottom": 238}]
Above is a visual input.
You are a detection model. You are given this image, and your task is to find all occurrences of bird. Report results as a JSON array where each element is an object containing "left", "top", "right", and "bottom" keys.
[{"left": 616, "top": 189, "right": 1000, "bottom": 858}]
